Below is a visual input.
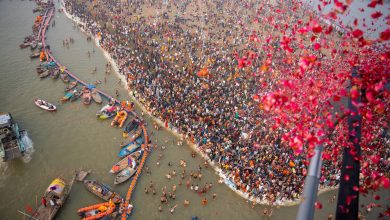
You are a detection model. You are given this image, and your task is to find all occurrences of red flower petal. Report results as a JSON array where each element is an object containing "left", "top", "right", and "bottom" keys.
[
  {"left": 352, "top": 29, "right": 364, "bottom": 38},
  {"left": 371, "top": 11, "right": 383, "bottom": 19},
  {"left": 379, "top": 28, "right": 390, "bottom": 41}
]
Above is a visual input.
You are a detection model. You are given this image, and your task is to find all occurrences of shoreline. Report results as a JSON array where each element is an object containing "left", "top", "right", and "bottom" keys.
[{"left": 60, "top": 1, "right": 338, "bottom": 207}]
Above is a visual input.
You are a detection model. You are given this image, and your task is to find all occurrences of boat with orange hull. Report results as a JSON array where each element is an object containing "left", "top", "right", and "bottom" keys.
[
  {"left": 77, "top": 202, "right": 115, "bottom": 220},
  {"left": 111, "top": 110, "right": 127, "bottom": 128}
]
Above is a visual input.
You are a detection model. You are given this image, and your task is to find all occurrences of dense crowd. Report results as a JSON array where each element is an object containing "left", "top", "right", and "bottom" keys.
[{"left": 63, "top": 0, "right": 389, "bottom": 204}]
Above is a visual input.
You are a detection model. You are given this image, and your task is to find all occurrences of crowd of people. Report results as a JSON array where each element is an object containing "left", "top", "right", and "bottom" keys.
[{"left": 62, "top": 0, "right": 388, "bottom": 205}]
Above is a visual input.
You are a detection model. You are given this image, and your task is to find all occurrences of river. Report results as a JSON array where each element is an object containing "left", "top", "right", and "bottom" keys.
[{"left": 0, "top": 1, "right": 387, "bottom": 220}]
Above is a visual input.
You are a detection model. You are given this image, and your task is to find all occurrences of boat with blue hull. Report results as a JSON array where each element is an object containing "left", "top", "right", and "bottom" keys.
[{"left": 0, "top": 113, "right": 27, "bottom": 161}]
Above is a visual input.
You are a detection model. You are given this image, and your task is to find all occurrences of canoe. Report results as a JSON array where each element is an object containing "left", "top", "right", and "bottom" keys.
[
  {"left": 39, "top": 70, "right": 51, "bottom": 78},
  {"left": 82, "top": 89, "right": 92, "bottom": 105},
  {"left": 111, "top": 110, "right": 127, "bottom": 128},
  {"left": 109, "top": 150, "right": 141, "bottom": 173},
  {"left": 51, "top": 69, "right": 60, "bottom": 79},
  {"left": 35, "top": 99, "right": 56, "bottom": 111},
  {"left": 61, "top": 91, "right": 73, "bottom": 102},
  {"left": 118, "top": 137, "right": 144, "bottom": 157},
  {"left": 91, "top": 89, "right": 102, "bottom": 104},
  {"left": 122, "top": 119, "right": 139, "bottom": 138},
  {"left": 60, "top": 72, "right": 70, "bottom": 83},
  {"left": 30, "top": 175, "right": 76, "bottom": 220},
  {"left": 65, "top": 81, "right": 77, "bottom": 92},
  {"left": 83, "top": 180, "right": 122, "bottom": 203},
  {"left": 96, "top": 104, "right": 117, "bottom": 120},
  {"left": 77, "top": 202, "right": 115, "bottom": 220},
  {"left": 114, "top": 167, "right": 136, "bottom": 185}
]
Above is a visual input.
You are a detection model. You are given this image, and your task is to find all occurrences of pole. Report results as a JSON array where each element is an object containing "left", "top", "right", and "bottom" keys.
[
  {"left": 296, "top": 145, "right": 323, "bottom": 220},
  {"left": 335, "top": 67, "right": 361, "bottom": 219}
]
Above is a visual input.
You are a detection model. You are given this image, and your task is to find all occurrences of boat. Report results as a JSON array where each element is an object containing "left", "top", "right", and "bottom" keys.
[
  {"left": 114, "top": 167, "right": 136, "bottom": 185},
  {"left": 30, "top": 51, "right": 40, "bottom": 59},
  {"left": 60, "top": 72, "right": 70, "bottom": 83},
  {"left": 82, "top": 89, "right": 92, "bottom": 105},
  {"left": 65, "top": 81, "right": 77, "bottom": 92},
  {"left": 122, "top": 119, "right": 139, "bottom": 138},
  {"left": 118, "top": 137, "right": 144, "bottom": 157},
  {"left": 30, "top": 41, "right": 38, "bottom": 50},
  {"left": 61, "top": 91, "right": 74, "bottom": 102},
  {"left": 36, "top": 67, "right": 46, "bottom": 74},
  {"left": 39, "top": 70, "right": 51, "bottom": 78},
  {"left": 96, "top": 103, "right": 117, "bottom": 120},
  {"left": 109, "top": 151, "right": 140, "bottom": 173},
  {"left": 30, "top": 176, "right": 76, "bottom": 220},
  {"left": 110, "top": 110, "right": 128, "bottom": 128},
  {"left": 0, "top": 113, "right": 27, "bottom": 161},
  {"left": 19, "top": 42, "right": 30, "bottom": 49},
  {"left": 70, "top": 89, "right": 83, "bottom": 102},
  {"left": 119, "top": 129, "right": 142, "bottom": 149},
  {"left": 83, "top": 180, "right": 122, "bottom": 203},
  {"left": 77, "top": 202, "right": 115, "bottom": 220},
  {"left": 51, "top": 69, "right": 60, "bottom": 79},
  {"left": 34, "top": 99, "right": 56, "bottom": 111},
  {"left": 91, "top": 89, "right": 102, "bottom": 104}
]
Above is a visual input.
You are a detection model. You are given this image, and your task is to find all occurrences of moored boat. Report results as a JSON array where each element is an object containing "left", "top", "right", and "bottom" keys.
[
  {"left": 109, "top": 151, "right": 140, "bottom": 173},
  {"left": 96, "top": 103, "right": 117, "bottom": 120},
  {"left": 118, "top": 137, "right": 144, "bottom": 157},
  {"left": 30, "top": 51, "right": 40, "bottom": 59},
  {"left": 114, "top": 167, "right": 136, "bottom": 185},
  {"left": 60, "top": 72, "right": 70, "bottom": 83},
  {"left": 51, "top": 69, "right": 60, "bottom": 79},
  {"left": 82, "top": 89, "right": 92, "bottom": 105},
  {"left": 61, "top": 91, "right": 74, "bottom": 102},
  {"left": 30, "top": 176, "right": 76, "bottom": 220},
  {"left": 83, "top": 180, "right": 122, "bottom": 203},
  {"left": 19, "top": 42, "right": 30, "bottom": 49},
  {"left": 77, "top": 202, "right": 115, "bottom": 220},
  {"left": 111, "top": 110, "right": 127, "bottom": 128},
  {"left": 122, "top": 119, "right": 139, "bottom": 138},
  {"left": 65, "top": 81, "right": 77, "bottom": 92},
  {"left": 39, "top": 70, "right": 51, "bottom": 78},
  {"left": 34, "top": 99, "right": 56, "bottom": 111},
  {"left": 70, "top": 89, "right": 83, "bottom": 102},
  {"left": 91, "top": 89, "right": 102, "bottom": 104}
]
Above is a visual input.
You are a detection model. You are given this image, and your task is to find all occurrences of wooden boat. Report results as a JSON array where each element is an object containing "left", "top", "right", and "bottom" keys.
[
  {"left": 30, "top": 51, "right": 40, "bottom": 59},
  {"left": 34, "top": 99, "right": 56, "bottom": 111},
  {"left": 91, "top": 89, "right": 102, "bottom": 104},
  {"left": 111, "top": 110, "right": 127, "bottom": 128},
  {"left": 119, "top": 130, "right": 142, "bottom": 149},
  {"left": 122, "top": 119, "right": 139, "bottom": 138},
  {"left": 61, "top": 91, "right": 73, "bottom": 102},
  {"left": 70, "top": 89, "right": 83, "bottom": 102},
  {"left": 39, "top": 70, "right": 51, "bottom": 78},
  {"left": 51, "top": 69, "right": 60, "bottom": 79},
  {"left": 30, "top": 41, "right": 38, "bottom": 50},
  {"left": 19, "top": 42, "right": 30, "bottom": 49},
  {"left": 118, "top": 137, "right": 143, "bottom": 157},
  {"left": 36, "top": 67, "right": 46, "bottom": 74},
  {"left": 30, "top": 175, "right": 76, "bottom": 220},
  {"left": 60, "top": 72, "right": 70, "bottom": 83},
  {"left": 82, "top": 89, "right": 92, "bottom": 105},
  {"left": 83, "top": 180, "right": 122, "bottom": 203},
  {"left": 77, "top": 202, "right": 115, "bottom": 220},
  {"left": 65, "top": 81, "right": 77, "bottom": 92},
  {"left": 109, "top": 150, "right": 140, "bottom": 173},
  {"left": 114, "top": 167, "right": 136, "bottom": 185},
  {"left": 96, "top": 104, "right": 117, "bottom": 120}
]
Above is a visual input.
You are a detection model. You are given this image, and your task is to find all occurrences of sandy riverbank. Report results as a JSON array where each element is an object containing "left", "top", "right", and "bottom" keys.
[{"left": 60, "top": 1, "right": 338, "bottom": 207}]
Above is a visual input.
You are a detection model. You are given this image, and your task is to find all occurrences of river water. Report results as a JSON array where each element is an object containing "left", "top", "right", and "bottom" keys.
[{"left": 0, "top": 1, "right": 387, "bottom": 220}]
